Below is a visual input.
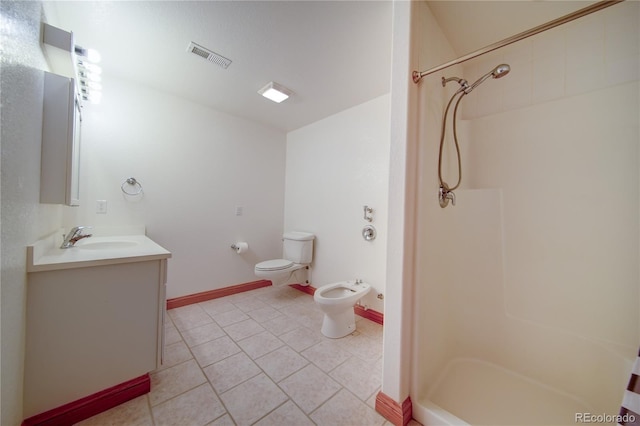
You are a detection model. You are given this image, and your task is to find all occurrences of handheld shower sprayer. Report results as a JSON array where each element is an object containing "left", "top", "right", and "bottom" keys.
[
  {"left": 466, "top": 63, "right": 510, "bottom": 93},
  {"left": 441, "top": 64, "right": 510, "bottom": 95},
  {"left": 437, "top": 64, "right": 510, "bottom": 208}
]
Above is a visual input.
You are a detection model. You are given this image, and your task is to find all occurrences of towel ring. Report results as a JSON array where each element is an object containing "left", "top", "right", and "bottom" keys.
[{"left": 121, "top": 177, "right": 143, "bottom": 196}]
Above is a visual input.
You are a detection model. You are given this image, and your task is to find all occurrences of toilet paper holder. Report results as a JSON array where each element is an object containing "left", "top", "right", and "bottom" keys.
[{"left": 230, "top": 242, "right": 249, "bottom": 253}]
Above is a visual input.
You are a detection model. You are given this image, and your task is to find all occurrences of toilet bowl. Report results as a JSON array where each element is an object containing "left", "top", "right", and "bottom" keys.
[
  {"left": 254, "top": 259, "right": 304, "bottom": 285},
  {"left": 254, "top": 231, "right": 315, "bottom": 286},
  {"left": 314, "top": 280, "right": 371, "bottom": 338}
]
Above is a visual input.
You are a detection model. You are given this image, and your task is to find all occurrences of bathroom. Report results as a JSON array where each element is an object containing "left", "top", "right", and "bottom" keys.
[
  {"left": 3, "top": 1, "right": 390, "bottom": 424},
  {"left": 1, "top": 1, "right": 639, "bottom": 426}
]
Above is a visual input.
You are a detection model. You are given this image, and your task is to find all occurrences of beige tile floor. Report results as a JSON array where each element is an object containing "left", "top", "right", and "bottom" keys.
[{"left": 77, "top": 284, "right": 401, "bottom": 426}]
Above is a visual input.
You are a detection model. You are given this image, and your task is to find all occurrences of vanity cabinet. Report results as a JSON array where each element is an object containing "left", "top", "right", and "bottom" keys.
[
  {"left": 23, "top": 245, "right": 169, "bottom": 418},
  {"left": 40, "top": 71, "right": 81, "bottom": 206}
]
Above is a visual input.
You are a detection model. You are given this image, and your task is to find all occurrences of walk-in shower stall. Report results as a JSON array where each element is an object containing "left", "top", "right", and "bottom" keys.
[{"left": 410, "top": 1, "right": 639, "bottom": 424}]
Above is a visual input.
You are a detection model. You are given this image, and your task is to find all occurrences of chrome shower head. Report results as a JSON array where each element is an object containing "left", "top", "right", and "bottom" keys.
[
  {"left": 465, "top": 63, "right": 511, "bottom": 93},
  {"left": 492, "top": 64, "right": 511, "bottom": 79}
]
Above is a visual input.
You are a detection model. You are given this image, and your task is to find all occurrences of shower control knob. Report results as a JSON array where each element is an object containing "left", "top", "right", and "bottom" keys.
[{"left": 362, "top": 225, "right": 376, "bottom": 241}]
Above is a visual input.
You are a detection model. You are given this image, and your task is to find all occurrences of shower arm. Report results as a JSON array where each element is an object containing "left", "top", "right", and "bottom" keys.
[{"left": 442, "top": 76, "right": 469, "bottom": 93}]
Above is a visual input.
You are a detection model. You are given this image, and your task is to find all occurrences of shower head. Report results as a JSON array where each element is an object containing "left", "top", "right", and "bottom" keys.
[
  {"left": 492, "top": 64, "right": 511, "bottom": 79},
  {"left": 465, "top": 63, "right": 510, "bottom": 93}
]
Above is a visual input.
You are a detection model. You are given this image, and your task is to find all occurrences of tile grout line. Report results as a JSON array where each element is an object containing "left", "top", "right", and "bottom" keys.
[
  {"left": 174, "top": 309, "right": 262, "bottom": 424},
  {"left": 157, "top": 287, "right": 383, "bottom": 425},
  {"left": 160, "top": 317, "right": 229, "bottom": 423},
  {"left": 202, "top": 296, "right": 314, "bottom": 424},
  {"left": 207, "top": 294, "right": 317, "bottom": 425},
  {"left": 144, "top": 392, "right": 157, "bottom": 426},
  {"left": 166, "top": 295, "right": 305, "bottom": 425},
  {"left": 173, "top": 294, "right": 314, "bottom": 423}
]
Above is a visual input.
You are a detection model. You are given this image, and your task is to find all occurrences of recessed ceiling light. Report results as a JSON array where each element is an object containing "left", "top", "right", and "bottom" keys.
[{"left": 258, "top": 81, "right": 292, "bottom": 103}]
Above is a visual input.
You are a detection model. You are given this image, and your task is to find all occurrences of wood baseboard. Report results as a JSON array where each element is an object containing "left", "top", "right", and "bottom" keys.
[
  {"left": 166, "top": 280, "right": 272, "bottom": 309},
  {"left": 289, "top": 283, "right": 316, "bottom": 295},
  {"left": 289, "top": 283, "right": 384, "bottom": 325},
  {"left": 22, "top": 374, "right": 150, "bottom": 426},
  {"left": 375, "top": 391, "right": 412, "bottom": 426},
  {"left": 167, "top": 281, "right": 384, "bottom": 325},
  {"left": 354, "top": 305, "right": 384, "bottom": 325}
]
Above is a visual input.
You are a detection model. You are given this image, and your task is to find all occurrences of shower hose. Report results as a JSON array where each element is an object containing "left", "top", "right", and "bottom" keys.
[{"left": 438, "top": 90, "right": 467, "bottom": 192}]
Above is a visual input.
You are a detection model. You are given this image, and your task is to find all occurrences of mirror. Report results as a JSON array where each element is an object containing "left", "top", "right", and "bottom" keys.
[
  {"left": 69, "top": 96, "right": 82, "bottom": 206},
  {"left": 40, "top": 71, "right": 82, "bottom": 206}
]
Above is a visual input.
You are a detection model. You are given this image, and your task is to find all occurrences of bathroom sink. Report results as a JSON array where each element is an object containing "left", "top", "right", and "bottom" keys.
[
  {"left": 27, "top": 231, "right": 171, "bottom": 273},
  {"left": 78, "top": 240, "right": 140, "bottom": 250}
]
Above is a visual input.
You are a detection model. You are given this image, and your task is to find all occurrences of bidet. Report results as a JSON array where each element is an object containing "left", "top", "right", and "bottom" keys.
[{"left": 314, "top": 280, "right": 371, "bottom": 338}]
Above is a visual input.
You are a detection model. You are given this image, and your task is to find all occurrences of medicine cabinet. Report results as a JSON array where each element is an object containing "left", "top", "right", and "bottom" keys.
[{"left": 40, "top": 71, "right": 81, "bottom": 206}]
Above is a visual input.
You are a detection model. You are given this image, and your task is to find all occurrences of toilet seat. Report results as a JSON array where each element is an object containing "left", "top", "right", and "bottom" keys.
[{"left": 255, "top": 259, "right": 294, "bottom": 272}]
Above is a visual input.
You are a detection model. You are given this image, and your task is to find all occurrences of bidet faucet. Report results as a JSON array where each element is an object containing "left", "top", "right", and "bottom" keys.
[{"left": 60, "top": 226, "right": 92, "bottom": 248}]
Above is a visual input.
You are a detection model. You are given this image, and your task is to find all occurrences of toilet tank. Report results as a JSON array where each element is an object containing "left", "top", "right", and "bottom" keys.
[{"left": 283, "top": 231, "right": 315, "bottom": 264}]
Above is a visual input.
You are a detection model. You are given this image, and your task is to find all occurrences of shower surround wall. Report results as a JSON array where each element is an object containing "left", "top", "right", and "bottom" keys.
[{"left": 412, "top": 0, "right": 639, "bottom": 423}]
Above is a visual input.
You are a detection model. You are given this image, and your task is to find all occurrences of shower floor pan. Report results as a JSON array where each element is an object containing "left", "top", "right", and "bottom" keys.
[{"left": 420, "top": 358, "right": 592, "bottom": 425}]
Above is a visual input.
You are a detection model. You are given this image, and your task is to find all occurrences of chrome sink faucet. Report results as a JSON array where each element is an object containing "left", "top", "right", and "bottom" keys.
[{"left": 60, "top": 226, "right": 92, "bottom": 248}]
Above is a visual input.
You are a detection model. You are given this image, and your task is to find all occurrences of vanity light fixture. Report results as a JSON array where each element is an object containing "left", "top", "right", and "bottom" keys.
[
  {"left": 258, "top": 81, "right": 292, "bottom": 103},
  {"left": 75, "top": 45, "right": 103, "bottom": 104},
  {"left": 75, "top": 46, "right": 101, "bottom": 63},
  {"left": 42, "top": 24, "right": 103, "bottom": 104}
]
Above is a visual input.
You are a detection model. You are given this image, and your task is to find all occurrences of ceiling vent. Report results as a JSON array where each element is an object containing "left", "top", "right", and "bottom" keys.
[{"left": 187, "top": 42, "right": 232, "bottom": 69}]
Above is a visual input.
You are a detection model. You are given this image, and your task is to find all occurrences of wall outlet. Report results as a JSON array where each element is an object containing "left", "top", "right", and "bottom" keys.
[
  {"left": 235, "top": 206, "right": 243, "bottom": 216},
  {"left": 96, "top": 200, "right": 108, "bottom": 214}
]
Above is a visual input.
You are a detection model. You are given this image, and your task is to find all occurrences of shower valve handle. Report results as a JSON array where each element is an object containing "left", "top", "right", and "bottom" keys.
[
  {"left": 439, "top": 185, "right": 456, "bottom": 208},
  {"left": 447, "top": 191, "right": 456, "bottom": 206}
]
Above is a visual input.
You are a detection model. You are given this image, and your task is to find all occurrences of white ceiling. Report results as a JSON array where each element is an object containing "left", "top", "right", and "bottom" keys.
[
  {"left": 43, "top": 1, "right": 603, "bottom": 132},
  {"left": 43, "top": 1, "right": 393, "bottom": 132}
]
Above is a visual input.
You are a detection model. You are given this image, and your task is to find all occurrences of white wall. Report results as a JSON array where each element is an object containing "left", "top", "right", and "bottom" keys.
[
  {"left": 413, "top": 0, "right": 639, "bottom": 417},
  {"left": 379, "top": 0, "right": 417, "bottom": 407},
  {"left": 70, "top": 76, "right": 287, "bottom": 299},
  {"left": 0, "top": 2, "right": 64, "bottom": 423},
  {"left": 284, "top": 94, "right": 390, "bottom": 312}
]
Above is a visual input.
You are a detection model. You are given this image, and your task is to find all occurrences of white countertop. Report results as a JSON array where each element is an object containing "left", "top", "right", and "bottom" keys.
[{"left": 27, "top": 231, "right": 172, "bottom": 273}]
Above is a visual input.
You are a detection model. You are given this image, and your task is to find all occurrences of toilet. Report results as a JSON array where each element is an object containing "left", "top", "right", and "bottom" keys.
[
  {"left": 254, "top": 231, "right": 315, "bottom": 286},
  {"left": 314, "top": 280, "right": 371, "bottom": 338}
]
